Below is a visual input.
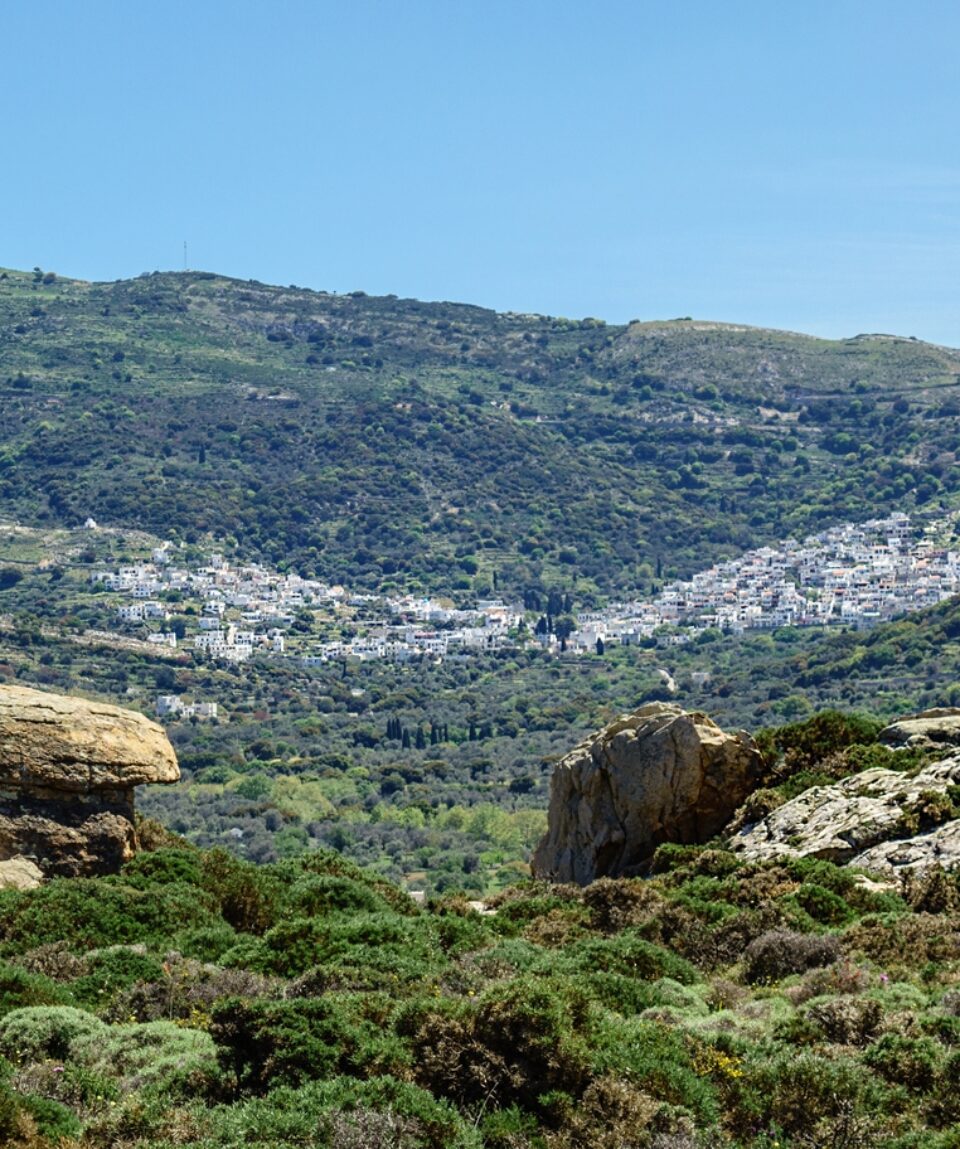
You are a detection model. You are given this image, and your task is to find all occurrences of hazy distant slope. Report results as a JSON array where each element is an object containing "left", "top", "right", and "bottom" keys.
[{"left": 2, "top": 267, "right": 960, "bottom": 595}]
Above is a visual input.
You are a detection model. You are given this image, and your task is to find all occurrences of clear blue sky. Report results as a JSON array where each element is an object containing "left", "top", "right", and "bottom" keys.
[{"left": 6, "top": 1, "right": 960, "bottom": 343}]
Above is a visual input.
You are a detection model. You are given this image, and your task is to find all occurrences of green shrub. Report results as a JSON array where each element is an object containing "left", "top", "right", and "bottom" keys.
[
  {"left": 864, "top": 1033, "right": 944, "bottom": 1092},
  {"left": 211, "top": 995, "right": 408, "bottom": 1096},
  {"left": 790, "top": 882, "right": 855, "bottom": 926},
  {"left": 581, "top": 876, "right": 662, "bottom": 933},
  {"left": 0, "top": 877, "right": 220, "bottom": 952},
  {"left": 200, "top": 849, "right": 291, "bottom": 935},
  {"left": 758, "top": 710, "right": 882, "bottom": 774},
  {"left": 0, "top": 961, "right": 71, "bottom": 1017},
  {"left": 0, "top": 1004, "right": 105, "bottom": 1061},
  {"left": 479, "top": 1104, "right": 542, "bottom": 1149},
  {"left": 553, "top": 930, "right": 699, "bottom": 985},
  {"left": 73, "top": 1018, "right": 217, "bottom": 1097},
  {"left": 785, "top": 856, "right": 859, "bottom": 896},
  {"left": 844, "top": 913, "right": 960, "bottom": 967},
  {"left": 803, "top": 994, "right": 884, "bottom": 1045},
  {"left": 287, "top": 875, "right": 391, "bottom": 918},
  {"left": 121, "top": 846, "right": 202, "bottom": 888},
  {"left": 591, "top": 1015, "right": 719, "bottom": 1124},
  {"left": 575, "top": 971, "right": 661, "bottom": 1016},
  {"left": 248, "top": 912, "right": 442, "bottom": 980},
  {"left": 649, "top": 843, "right": 709, "bottom": 874},
  {"left": 411, "top": 975, "right": 595, "bottom": 1113},
  {"left": 175, "top": 921, "right": 240, "bottom": 961},
  {"left": 20, "top": 1093, "right": 82, "bottom": 1140},
  {"left": 731, "top": 1048, "right": 883, "bottom": 1138},
  {"left": 185, "top": 1075, "right": 480, "bottom": 1149},
  {"left": 70, "top": 947, "right": 165, "bottom": 1008}
]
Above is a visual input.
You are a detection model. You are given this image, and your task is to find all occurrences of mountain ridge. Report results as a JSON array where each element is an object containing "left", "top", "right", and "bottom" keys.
[{"left": 3, "top": 264, "right": 960, "bottom": 601}]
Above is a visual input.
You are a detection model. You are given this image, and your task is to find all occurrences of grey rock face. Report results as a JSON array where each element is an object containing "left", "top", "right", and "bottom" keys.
[
  {"left": 730, "top": 753, "right": 960, "bottom": 874},
  {"left": 531, "top": 703, "right": 763, "bottom": 885},
  {"left": 879, "top": 708, "right": 960, "bottom": 751}
]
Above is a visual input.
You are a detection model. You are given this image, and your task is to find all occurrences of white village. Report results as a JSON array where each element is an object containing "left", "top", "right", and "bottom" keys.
[{"left": 86, "top": 511, "right": 960, "bottom": 706}]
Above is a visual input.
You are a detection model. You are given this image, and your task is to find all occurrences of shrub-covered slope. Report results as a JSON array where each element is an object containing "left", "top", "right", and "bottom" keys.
[
  {"left": 4, "top": 267, "right": 960, "bottom": 595},
  {"left": 0, "top": 828, "right": 957, "bottom": 1148}
]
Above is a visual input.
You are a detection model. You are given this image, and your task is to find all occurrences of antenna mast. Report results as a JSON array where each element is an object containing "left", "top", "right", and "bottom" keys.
[{"left": 183, "top": 241, "right": 188, "bottom": 272}]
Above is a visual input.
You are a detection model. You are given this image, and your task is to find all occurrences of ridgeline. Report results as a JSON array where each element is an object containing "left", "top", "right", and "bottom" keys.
[{"left": 3, "top": 266, "right": 960, "bottom": 597}]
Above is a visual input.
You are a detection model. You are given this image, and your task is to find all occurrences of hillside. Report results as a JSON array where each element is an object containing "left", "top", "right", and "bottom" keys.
[
  {"left": 0, "top": 836, "right": 956, "bottom": 1148},
  {"left": 4, "top": 517, "right": 960, "bottom": 892},
  {"left": 4, "top": 266, "right": 960, "bottom": 596}
]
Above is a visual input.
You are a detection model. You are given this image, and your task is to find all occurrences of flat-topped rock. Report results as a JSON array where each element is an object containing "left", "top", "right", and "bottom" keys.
[
  {"left": 0, "top": 683, "right": 178, "bottom": 792},
  {"left": 0, "top": 684, "right": 179, "bottom": 877},
  {"left": 531, "top": 703, "right": 762, "bottom": 885}
]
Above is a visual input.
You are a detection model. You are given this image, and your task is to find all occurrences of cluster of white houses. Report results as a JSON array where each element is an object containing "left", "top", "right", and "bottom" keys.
[
  {"left": 155, "top": 695, "right": 218, "bottom": 720},
  {"left": 95, "top": 511, "right": 960, "bottom": 670},
  {"left": 96, "top": 545, "right": 524, "bottom": 666},
  {"left": 571, "top": 512, "right": 960, "bottom": 650}
]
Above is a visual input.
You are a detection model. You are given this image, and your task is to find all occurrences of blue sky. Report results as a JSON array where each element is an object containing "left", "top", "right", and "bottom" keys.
[{"left": 6, "top": 1, "right": 960, "bottom": 343}]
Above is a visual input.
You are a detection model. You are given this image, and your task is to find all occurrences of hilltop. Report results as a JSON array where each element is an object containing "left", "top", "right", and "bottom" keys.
[{"left": 3, "top": 266, "right": 960, "bottom": 597}]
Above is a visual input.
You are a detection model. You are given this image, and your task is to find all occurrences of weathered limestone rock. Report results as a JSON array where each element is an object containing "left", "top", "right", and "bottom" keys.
[
  {"left": 0, "top": 684, "right": 179, "bottom": 877},
  {"left": 0, "top": 856, "right": 43, "bottom": 890},
  {"left": 729, "top": 753, "right": 960, "bottom": 873},
  {"left": 854, "top": 821, "right": 960, "bottom": 876},
  {"left": 879, "top": 708, "right": 960, "bottom": 750},
  {"left": 531, "top": 703, "right": 763, "bottom": 885}
]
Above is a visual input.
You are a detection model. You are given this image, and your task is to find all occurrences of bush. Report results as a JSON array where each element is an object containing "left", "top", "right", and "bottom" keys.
[
  {"left": 864, "top": 1033, "right": 944, "bottom": 1092},
  {"left": 0, "top": 1005, "right": 105, "bottom": 1061},
  {"left": 758, "top": 711, "right": 882, "bottom": 775},
  {"left": 591, "top": 1016, "right": 719, "bottom": 1124},
  {"left": 790, "top": 882, "right": 855, "bottom": 926},
  {"left": 243, "top": 912, "right": 440, "bottom": 980},
  {"left": 0, "top": 878, "right": 220, "bottom": 952},
  {"left": 804, "top": 994, "right": 883, "bottom": 1045},
  {"left": 731, "top": 1048, "right": 883, "bottom": 1138},
  {"left": 287, "top": 875, "right": 391, "bottom": 918},
  {"left": 844, "top": 913, "right": 960, "bottom": 967},
  {"left": 211, "top": 995, "right": 408, "bottom": 1095},
  {"left": 72, "top": 1018, "right": 218, "bottom": 1097},
  {"left": 0, "top": 962, "right": 71, "bottom": 1018},
  {"left": 582, "top": 877, "right": 663, "bottom": 933},
  {"left": 121, "top": 846, "right": 202, "bottom": 888},
  {"left": 554, "top": 930, "right": 699, "bottom": 985},
  {"left": 70, "top": 946, "right": 165, "bottom": 1008},
  {"left": 19, "top": 1094, "right": 82, "bottom": 1141},
  {"left": 743, "top": 929, "right": 841, "bottom": 984},
  {"left": 200, "top": 850, "right": 291, "bottom": 935},
  {"left": 411, "top": 976, "right": 595, "bottom": 1113},
  {"left": 182, "top": 1075, "right": 479, "bottom": 1149}
]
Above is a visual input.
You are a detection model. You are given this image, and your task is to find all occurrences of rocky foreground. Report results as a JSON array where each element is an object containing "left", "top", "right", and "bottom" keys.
[{"left": 535, "top": 702, "right": 960, "bottom": 885}]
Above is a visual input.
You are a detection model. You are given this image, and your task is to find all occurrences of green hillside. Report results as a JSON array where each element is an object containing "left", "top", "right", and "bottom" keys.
[
  {"left": 3, "top": 266, "right": 960, "bottom": 596},
  {"left": 0, "top": 837, "right": 956, "bottom": 1149}
]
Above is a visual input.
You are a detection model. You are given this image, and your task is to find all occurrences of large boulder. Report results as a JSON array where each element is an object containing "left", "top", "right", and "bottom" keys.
[
  {"left": 729, "top": 753, "right": 960, "bottom": 874},
  {"left": 0, "top": 684, "right": 179, "bottom": 877},
  {"left": 531, "top": 703, "right": 763, "bottom": 885}
]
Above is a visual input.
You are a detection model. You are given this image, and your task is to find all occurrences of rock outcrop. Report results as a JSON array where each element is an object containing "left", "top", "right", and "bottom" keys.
[
  {"left": 879, "top": 708, "right": 960, "bottom": 750},
  {"left": 531, "top": 703, "right": 763, "bottom": 885},
  {"left": 0, "top": 856, "right": 43, "bottom": 890},
  {"left": 729, "top": 753, "right": 960, "bottom": 875},
  {"left": 0, "top": 684, "right": 179, "bottom": 878}
]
